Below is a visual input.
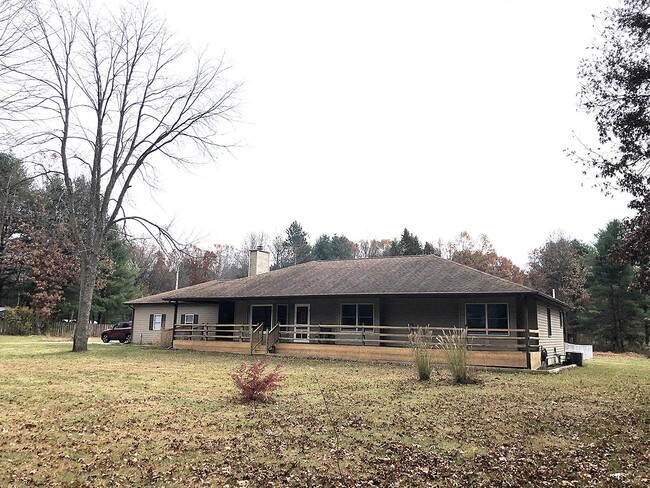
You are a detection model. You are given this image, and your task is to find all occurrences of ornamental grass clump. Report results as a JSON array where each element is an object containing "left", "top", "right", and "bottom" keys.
[
  {"left": 409, "top": 326, "right": 435, "bottom": 381},
  {"left": 231, "top": 356, "right": 284, "bottom": 402},
  {"left": 437, "top": 328, "right": 472, "bottom": 384}
]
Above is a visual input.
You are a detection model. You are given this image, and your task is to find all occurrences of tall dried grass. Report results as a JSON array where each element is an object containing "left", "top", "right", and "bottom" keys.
[
  {"left": 409, "top": 326, "right": 435, "bottom": 381},
  {"left": 437, "top": 328, "right": 472, "bottom": 384}
]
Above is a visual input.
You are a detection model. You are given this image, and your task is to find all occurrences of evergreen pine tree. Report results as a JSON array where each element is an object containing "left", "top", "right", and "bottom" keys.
[{"left": 579, "top": 221, "right": 648, "bottom": 351}]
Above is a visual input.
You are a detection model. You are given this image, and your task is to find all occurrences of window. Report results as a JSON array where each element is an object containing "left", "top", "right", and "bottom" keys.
[
  {"left": 341, "top": 304, "right": 357, "bottom": 326},
  {"left": 341, "top": 304, "right": 374, "bottom": 330},
  {"left": 465, "top": 303, "right": 508, "bottom": 334},
  {"left": 276, "top": 305, "right": 288, "bottom": 325},
  {"left": 487, "top": 304, "right": 508, "bottom": 330},
  {"left": 559, "top": 310, "right": 564, "bottom": 329},
  {"left": 181, "top": 314, "right": 199, "bottom": 325},
  {"left": 149, "top": 313, "right": 165, "bottom": 331},
  {"left": 547, "top": 307, "right": 552, "bottom": 337}
]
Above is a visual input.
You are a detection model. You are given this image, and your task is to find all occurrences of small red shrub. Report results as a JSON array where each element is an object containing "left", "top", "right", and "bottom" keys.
[{"left": 231, "top": 356, "right": 284, "bottom": 402}]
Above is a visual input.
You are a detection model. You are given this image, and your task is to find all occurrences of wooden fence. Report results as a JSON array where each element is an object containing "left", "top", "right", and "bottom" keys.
[{"left": 0, "top": 321, "right": 109, "bottom": 337}]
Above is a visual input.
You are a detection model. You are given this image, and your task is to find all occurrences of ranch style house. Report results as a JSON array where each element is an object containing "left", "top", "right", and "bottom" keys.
[{"left": 126, "top": 249, "right": 567, "bottom": 369}]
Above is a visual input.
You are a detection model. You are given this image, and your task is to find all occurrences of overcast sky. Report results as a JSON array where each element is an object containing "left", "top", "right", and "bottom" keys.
[{"left": 129, "top": 0, "right": 629, "bottom": 267}]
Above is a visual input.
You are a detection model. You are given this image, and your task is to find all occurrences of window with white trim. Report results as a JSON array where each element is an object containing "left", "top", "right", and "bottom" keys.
[
  {"left": 181, "top": 313, "right": 199, "bottom": 325},
  {"left": 152, "top": 314, "right": 162, "bottom": 330},
  {"left": 466, "top": 303, "right": 508, "bottom": 334},
  {"left": 148, "top": 314, "right": 166, "bottom": 330}
]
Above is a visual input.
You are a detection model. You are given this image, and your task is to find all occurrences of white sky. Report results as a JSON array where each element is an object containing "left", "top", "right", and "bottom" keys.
[{"left": 129, "top": 0, "right": 630, "bottom": 267}]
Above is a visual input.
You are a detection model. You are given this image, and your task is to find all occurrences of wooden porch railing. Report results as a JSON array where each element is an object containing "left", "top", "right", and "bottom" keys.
[
  {"left": 266, "top": 323, "right": 281, "bottom": 352},
  {"left": 250, "top": 324, "right": 264, "bottom": 355},
  {"left": 173, "top": 324, "right": 540, "bottom": 353},
  {"left": 278, "top": 325, "right": 538, "bottom": 352},
  {"left": 173, "top": 324, "right": 251, "bottom": 342}
]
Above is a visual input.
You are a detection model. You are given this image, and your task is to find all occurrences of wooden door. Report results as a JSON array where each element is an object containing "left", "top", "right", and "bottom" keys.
[{"left": 294, "top": 304, "right": 310, "bottom": 342}]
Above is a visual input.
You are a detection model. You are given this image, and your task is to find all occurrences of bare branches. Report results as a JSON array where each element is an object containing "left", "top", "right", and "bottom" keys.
[
  {"left": 114, "top": 214, "right": 185, "bottom": 251},
  {"left": 0, "top": 0, "right": 240, "bottom": 350},
  {"left": 0, "top": 0, "right": 38, "bottom": 128},
  {"left": 2, "top": 0, "right": 239, "bottom": 237}
]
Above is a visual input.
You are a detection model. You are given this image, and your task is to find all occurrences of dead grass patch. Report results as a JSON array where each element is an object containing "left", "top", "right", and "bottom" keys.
[{"left": 0, "top": 337, "right": 648, "bottom": 486}]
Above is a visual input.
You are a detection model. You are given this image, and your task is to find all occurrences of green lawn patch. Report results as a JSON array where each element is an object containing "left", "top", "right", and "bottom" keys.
[{"left": 0, "top": 337, "right": 648, "bottom": 486}]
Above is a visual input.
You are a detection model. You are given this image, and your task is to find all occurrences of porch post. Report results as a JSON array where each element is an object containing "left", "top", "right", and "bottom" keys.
[
  {"left": 523, "top": 295, "right": 531, "bottom": 369},
  {"left": 172, "top": 301, "right": 179, "bottom": 347}
]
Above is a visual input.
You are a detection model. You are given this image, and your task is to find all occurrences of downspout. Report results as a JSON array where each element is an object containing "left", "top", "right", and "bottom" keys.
[
  {"left": 128, "top": 305, "right": 137, "bottom": 344},
  {"left": 172, "top": 301, "right": 179, "bottom": 347}
]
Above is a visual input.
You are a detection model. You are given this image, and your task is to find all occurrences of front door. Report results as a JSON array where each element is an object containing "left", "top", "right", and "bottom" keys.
[
  {"left": 294, "top": 304, "right": 310, "bottom": 342},
  {"left": 218, "top": 301, "right": 235, "bottom": 324},
  {"left": 251, "top": 305, "right": 273, "bottom": 330}
]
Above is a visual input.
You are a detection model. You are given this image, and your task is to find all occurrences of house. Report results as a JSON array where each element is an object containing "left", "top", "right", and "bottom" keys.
[{"left": 126, "top": 248, "right": 568, "bottom": 369}]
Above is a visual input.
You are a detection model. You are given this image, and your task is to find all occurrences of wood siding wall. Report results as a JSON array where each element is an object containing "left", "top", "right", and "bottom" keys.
[
  {"left": 381, "top": 297, "right": 459, "bottom": 327},
  {"left": 536, "top": 302, "right": 565, "bottom": 363},
  {"left": 132, "top": 304, "right": 175, "bottom": 344},
  {"left": 234, "top": 298, "right": 379, "bottom": 326},
  {"left": 177, "top": 304, "right": 219, "bottom": 324},
  {"left": 382, "top": 296, "right": 519, "bottom": 336}
]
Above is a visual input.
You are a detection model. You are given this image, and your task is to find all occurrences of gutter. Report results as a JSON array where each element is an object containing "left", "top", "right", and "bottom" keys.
[{"left": 159, "top": 291, "right": 569, "bottom": 306}]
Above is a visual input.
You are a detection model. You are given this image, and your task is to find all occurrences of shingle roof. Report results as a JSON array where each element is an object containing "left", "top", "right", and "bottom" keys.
[
  {"left": 126, "top": 289, "right": 178, "bottom": 305},
  {"left": 127, "top": 254, "right": 559, "bottom": 304}
]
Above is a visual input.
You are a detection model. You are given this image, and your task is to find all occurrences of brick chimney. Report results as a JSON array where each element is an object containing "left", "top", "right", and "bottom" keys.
[{"left": 248, "top": 246, "right": 270, "bottom": 277}]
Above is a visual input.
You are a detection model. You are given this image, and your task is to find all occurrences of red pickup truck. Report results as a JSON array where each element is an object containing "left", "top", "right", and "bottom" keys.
[{"left": 100, "top": 321, "right": 132, "bottom": 344}]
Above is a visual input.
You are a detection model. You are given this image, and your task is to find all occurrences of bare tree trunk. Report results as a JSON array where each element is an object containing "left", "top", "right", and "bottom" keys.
[
  {"left": 73, "top": 250, "right": 99, "bottom": 352},
  {"left": 2, "top": 1, "right": 239, "bottom": 353}
]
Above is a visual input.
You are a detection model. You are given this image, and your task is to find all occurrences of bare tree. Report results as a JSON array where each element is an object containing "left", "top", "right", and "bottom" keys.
[
  {"left": 0, "top": 0, "right": 33, "bottom": 128},
  {"left": 236, "top": 231, "right": 269, "bottom": 268},
  {"left": 270, "top": 233, "right": 289, "bottom": 269},
  {"left": 355, "top": 238, "right": 391, "bottom": 258},
  {"left": 1, "top": 1, "right": 239, "bottom": 351}
]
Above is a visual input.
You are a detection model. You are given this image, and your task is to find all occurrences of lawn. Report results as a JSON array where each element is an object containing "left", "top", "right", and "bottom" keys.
[{"left": 0, "top": 337, "right": 648, "bottom": 487}]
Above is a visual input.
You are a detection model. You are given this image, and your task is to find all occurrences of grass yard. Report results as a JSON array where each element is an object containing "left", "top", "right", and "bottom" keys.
[{"left": 0, "top": 337, "right": 648, "bottom": 487}]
